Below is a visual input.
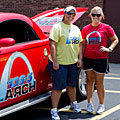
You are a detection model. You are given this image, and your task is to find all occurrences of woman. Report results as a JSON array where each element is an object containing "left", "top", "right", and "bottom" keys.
[
  {"left": 81, "top": 6, "right": 119, "bottom": 114},
  {"left": 48, "top": 6, "right": 83, "bottom": 120}
]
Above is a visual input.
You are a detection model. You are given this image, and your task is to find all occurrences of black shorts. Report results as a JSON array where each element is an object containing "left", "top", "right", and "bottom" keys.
[{"left": 83, "top": 57, "right": 109, "bottom": 74}]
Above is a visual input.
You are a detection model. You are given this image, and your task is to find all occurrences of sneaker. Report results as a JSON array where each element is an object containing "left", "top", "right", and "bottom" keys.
[
  {"left": 96, "top": 104, "right": 105, "bottom": 115},
  {"left": 51, "top": 108, "right": 60, "bottom": 120},
  {"left": 70, "top": 101, "right": 81, "bottom": 113},
  {"left": 87, "top": 102, "right": 94, "bottom": 113}
]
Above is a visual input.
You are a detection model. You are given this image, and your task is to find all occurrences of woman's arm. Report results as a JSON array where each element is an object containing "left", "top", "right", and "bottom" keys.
[
  {"left": 100, "top": 34, "right": 119, "bottom": 52},
  {"left": 108, "top": 34, "right": 119, "bottom": 52}
]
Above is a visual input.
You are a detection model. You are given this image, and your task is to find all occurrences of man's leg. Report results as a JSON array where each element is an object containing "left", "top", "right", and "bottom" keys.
[
  {"left": 51, "top": 89, "right": 62, "bottom": 108},
  {"left": 66, "top": 86, "right": 76, "bottom": 103}
]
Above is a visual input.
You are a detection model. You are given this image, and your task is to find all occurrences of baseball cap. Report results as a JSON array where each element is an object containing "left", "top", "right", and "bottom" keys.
[{"left": 64, "top": 6, "right": 77, "bottom": 13}]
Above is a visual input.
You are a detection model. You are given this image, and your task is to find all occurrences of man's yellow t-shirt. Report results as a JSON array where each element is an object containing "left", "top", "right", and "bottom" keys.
[{"left": 49, "top": 22, "right": 83, "bottom": 65}]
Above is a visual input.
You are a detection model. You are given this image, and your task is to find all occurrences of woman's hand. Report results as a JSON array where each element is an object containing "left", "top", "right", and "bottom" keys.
[
  {"left": 100, "top": 46, "right": 110, "bottom": 52},
  {"left": 77, "top": 59, "right": 83, "bottom": 69}
]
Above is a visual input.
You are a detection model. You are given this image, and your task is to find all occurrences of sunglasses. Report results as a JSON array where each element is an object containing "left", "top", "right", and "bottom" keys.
[
  {"left": 91, "top": 14, "right": 101, "bottom": 17},
  {"left": 67, "top": 11, "right": 76, "bottom": 16}
]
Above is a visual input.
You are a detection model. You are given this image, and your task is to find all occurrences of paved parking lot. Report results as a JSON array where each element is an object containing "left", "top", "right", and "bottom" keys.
[
  {"left": 1, "top": 63, "right": 120, "bottom": 120},
  {"left": 58, "top": 63, "right": 120, "bottom": 120}
]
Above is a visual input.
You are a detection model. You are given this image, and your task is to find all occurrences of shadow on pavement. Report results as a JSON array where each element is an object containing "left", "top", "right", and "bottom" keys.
[{"left": 59, "top": 110, "right": 96, "bottom": 120}]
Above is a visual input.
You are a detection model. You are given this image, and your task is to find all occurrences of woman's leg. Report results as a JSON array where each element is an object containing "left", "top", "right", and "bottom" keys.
[
  {"left": 86, "top": 70, "right": 95, "bottom": 103},
  {"left": 95, "top": 73, "right": 105, "bottom": 104}
]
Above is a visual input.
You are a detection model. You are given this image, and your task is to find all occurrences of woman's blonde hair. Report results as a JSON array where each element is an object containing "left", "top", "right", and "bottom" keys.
[{"left": 89, "top": 6, "right": 104, "bottom": 19}]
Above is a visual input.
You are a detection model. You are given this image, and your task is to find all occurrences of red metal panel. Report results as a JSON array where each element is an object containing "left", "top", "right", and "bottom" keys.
[{"left": 32, "top": 7, "right": 88, "bottom": 33}]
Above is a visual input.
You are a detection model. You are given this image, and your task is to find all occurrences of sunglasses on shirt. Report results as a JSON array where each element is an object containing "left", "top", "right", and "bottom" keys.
[
  {"left": 91, "top": 13, "right": 101, "bottom": 17},
  {"left": 67, "top": 11, "right": 76, "bottom": 16}
]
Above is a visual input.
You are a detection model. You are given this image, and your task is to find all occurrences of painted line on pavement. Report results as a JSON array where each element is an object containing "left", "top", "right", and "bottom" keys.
[
  {"left": 105, "top": 77, "right": 120, "bottom": 79},
  {"left": 32, "top": 107, "right": 87, "bottom": 113},
  {"left": 95, "top": 89, "right": 120, "bottom": 94},
  {"left": 58, "top": 108, "right": 88, "bottom": 113},
  {"left": 105, "top": 90, "right": 120, "bottom": 94},
  {"left": 90, "top": 104, "right": 120, "bottom": 120},
  {"left": 108, "top": 73, "right": 120, "bottom": 76}
]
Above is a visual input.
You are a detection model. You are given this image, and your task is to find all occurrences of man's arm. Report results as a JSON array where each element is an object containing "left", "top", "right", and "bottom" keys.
[{"left": 49, "top": 39, "right": 59, "bottom": 70}]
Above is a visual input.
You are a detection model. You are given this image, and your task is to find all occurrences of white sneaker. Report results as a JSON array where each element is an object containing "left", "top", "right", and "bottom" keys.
[
  {"left": 87, "top": 102, "right": 94, "bottom": 113},
  {"left": 70, "top": 101, "right": 81, "bottom": 113},
  {"left": 96, "top": 104, "right": 105, "bottom": 114},
  {"left": 51, "top": 108, "right": 60, "bottom": 120}
]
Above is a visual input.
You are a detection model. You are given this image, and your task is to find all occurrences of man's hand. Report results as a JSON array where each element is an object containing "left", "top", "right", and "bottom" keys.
[{"left": 53, "top": 60, "right": 59, "bottom": 71}]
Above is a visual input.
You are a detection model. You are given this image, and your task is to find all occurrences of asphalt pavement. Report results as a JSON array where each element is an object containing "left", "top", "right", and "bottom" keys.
[
  {"left": 1, "top": 63, "right": 120, "bottom": 120},
  {"left": 58, "top": 63, "right": 120, "bottom": 120}
]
